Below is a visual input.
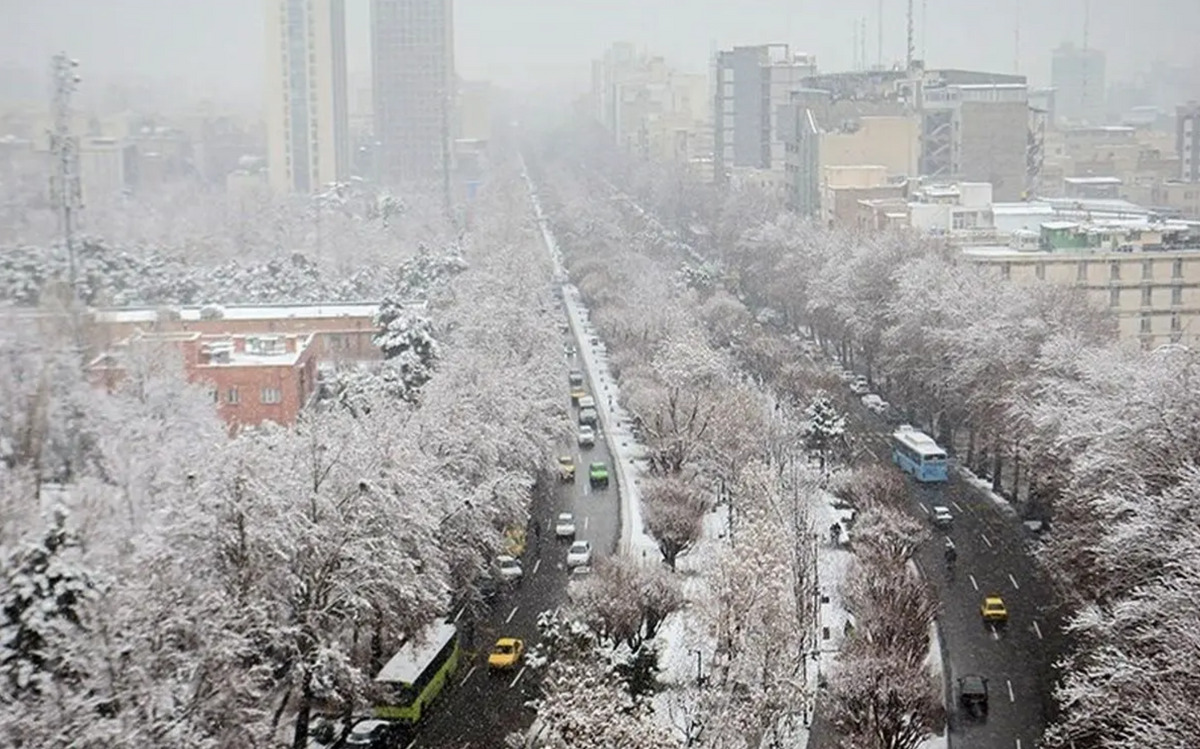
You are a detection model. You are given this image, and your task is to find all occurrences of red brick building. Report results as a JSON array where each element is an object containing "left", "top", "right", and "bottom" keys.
[{"left": 88, "top": 330, "right": 318, "bottom": 430}]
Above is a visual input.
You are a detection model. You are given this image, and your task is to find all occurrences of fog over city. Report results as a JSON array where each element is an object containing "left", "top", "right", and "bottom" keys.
[
  {"left": 3, "top": 0, "right": 1199, "bottom": 102},
  {"left": 2, "top": 1, "right": 1200, "bottom": 749}
]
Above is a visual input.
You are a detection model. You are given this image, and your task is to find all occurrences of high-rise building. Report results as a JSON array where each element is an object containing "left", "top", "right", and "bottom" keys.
[
  {"left": 371, "top": 0, "right": 455, "bottom": 185},
  {"left": 264, "top": 0, "right": 351, "bottom": 194},
  {"left": 712, "top": 45, "right": 815, "bottom": 184},
  {"left": 1177, "top": 103, "right": 1200, "bottom": 183},
  {"left": 1050, "top": 42, "right": 1106, "bottom": 126}
]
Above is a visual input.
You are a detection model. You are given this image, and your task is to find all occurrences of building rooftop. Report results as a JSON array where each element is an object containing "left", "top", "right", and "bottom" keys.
[
  {"left": 92, "top": 302, "right": 395, "bottom": 325},
  {"left": 1064, "top": 176, "right": 1123, "bottom": 185},
  {"left": 197, "top": 334, "right": 311, "bottom": 368}
]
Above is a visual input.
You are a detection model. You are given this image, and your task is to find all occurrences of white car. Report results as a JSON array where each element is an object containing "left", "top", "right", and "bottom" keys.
[
  {"left": 578, "top": 407, "right": 598, "bottom": 426},
  {"left": 861, "top": 393, "right": 889, "bottom": 414},
  {"left": 566, "top": 540, "right": 592, "bottom": 568},
  {"left": 849, "top": 378, "right": 870, "bottom": 395},
  {"left": 497, "top": 555, "right": 523, "bottom": 582},
  {"left": 932, "top": 506, "right": 954, "bottom": 528},
  {"left": 577, "top": 425, "right": 596, "bottom": 447},
  {"left": 555, "top": 512, "right": 576, "bottom": 538}
]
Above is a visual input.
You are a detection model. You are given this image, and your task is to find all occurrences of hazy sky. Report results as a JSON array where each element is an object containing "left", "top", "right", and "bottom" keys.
[{"left": 2, "top": 0, "right": 1198, "bottom": 107}]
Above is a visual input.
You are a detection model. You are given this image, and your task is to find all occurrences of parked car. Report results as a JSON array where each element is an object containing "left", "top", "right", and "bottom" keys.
[
  {"left": 577, "top": 425, "right": 596, "bottom": 447},
  {"left": 342, "top": 719, "right": 406, "bottom": 749},
  {"left": 578, "top": 407, "right": 598, "bottom": 426},
  {"left": 849, "top": 377, "right": 870, "bottom": 395},
  {"left": 557, "top": 456, "right": 576, "bottom": 482},
  {"left": 932, "top": 505, "right": 954, "bottom": 528},
  {"left": 488, "top": 638, "right": 525, "bottom": 670},
  {"left": 589, "top": 462, "right": 609, "bottom": 487},
  {"left": 980, "top": 596, "right": 1008, "bottom": 623},
  {"left": 570, "top": 565, "right": 593, "bottom": 578},
  {"left": 563, "top": 342, "right": 577, "bottom": 357},
  {"left": 555, "top": 512, "right": 576, "bottom": 538},
  {"left": 578, "top": 395, "right": 596, "bottom": 411},
  {"left": 861, "top": 393, "right": 889, "bottom": 414},
  {"left": 497, "top": 555, "right": 523, "bottom": 582},
  {"left": 567, "top": 540, "right": 593, "bottom": 568},
  {"left": 958, "top": 675, "right": 989, "bottom": 717}
]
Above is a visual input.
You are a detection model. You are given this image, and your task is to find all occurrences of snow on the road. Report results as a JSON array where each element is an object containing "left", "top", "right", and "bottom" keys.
[{"left": 958, "top": 467, "right": 1021, "bottom": 519}]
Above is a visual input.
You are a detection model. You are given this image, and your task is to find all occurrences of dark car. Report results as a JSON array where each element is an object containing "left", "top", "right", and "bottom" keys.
[
  {"left": 342, "top": 718, "right": 407, "bottom": 748},
  {"left": 958, "top": 675, "right": 989, "bottom": 718}
]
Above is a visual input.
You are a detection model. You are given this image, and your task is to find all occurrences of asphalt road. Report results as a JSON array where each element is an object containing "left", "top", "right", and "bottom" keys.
[
  {"left": 827, "top": 375, "right": 1064, "bottom": 749},
  {"left": 409, "top": 329, "right": 621, "bottom": 749}
]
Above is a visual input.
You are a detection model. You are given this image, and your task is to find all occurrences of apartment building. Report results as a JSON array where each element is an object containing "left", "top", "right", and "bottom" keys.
[
  {"left": 88, "top": 331, "right": 319, "bottom": 430},
  {"left": 371, "top": 0, "right": 455, "bottom": 185},
  {"left": 964, "top": 221, "right": 1200, "bottom": 347},
  {"left": 264, "top": 0, "right": 350, "bottom": 194},
  {"left": 819, "top": 165, "right": 908, "bottom": 227},
  {"left": 1178, "top": 103, "right": 1200, "bottom": 182},
  {"left": 713, "top": 45, "right": 816, "bottom": 184}
]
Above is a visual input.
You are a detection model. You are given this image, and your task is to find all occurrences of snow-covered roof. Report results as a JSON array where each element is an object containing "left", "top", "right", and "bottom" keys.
[
  {"left": 375, "top": 621, "right": 458, "bottom": 684},
  {"left": 92, "top": 302, "right": 392, "bottom": 325}
]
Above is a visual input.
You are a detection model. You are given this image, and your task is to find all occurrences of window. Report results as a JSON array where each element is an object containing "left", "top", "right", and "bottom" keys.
[
  {"left": 1110, "top": 261, "right": 1121, "bottom": 281},
  {"left": 1109, "top": 288, "right": 1121, "bottom": 307},
  {"left": 1171, "top": 313, "right": 1182, "bottom": 332},
  {"left": 261, "top": 387, "right": 282, "bottom": 405},
  {"left": 1173, "top": 286, "right": 1183, "bottom": 306},
  {"left": 1173, "top": 258, "right": 1184, "bottom": 279},
  {"left": 1142, "top": 259, "right": 1153, "bottom": 280},
  {"left": 1035, "top": 264, "right": 1045, "bottom": 280},
  {"left": 209, "top": 387, "right": 218, "bottom": 403},
  {"left": 1076, "top": 261, "right": 1088, "bottom": 282},
  {"left": 227, "top": 387, "right": 240, "bottom": 404},
  {"left": 1140, "top": 314, "right": 1152, "bottom": 334},
  {"left": 1142, "top": 287, "right": 1153, "bottom": 306},
  {"left": 1001, "top": 262, "right": 1011, "bottom": 280}
]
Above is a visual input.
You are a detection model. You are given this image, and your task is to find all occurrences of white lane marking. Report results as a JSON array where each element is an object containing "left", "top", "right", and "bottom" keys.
[
  {"left": 510, "top": 665, "right": 528, "bottom": 688},
  {"left": 1009, "top": 573, "right": 1020, "bottom": 590},
  {"left": 583, "top": 480, "right": 590, "bottom": 496},
  {"left": 1007, "top": 679, "right": 1015, "bottom": 702},
  {"left": 991, "top": 626, "right": 1000, "bottom": 641},
  {"left": 584, "top": 516, "right": 590, "bottom": 531},
  {"left": 406, "top": 739, "right": 418, "bottom": 749},
  {"left": 453, "top": 607, "right": 465, "bottom": 623},
  {"left": 461, "top": 665, "right": 478, "bottom": 686},
  {"left": 506, "top": 606, "right": 519, "bottom": 624},
  {"left": 1016, "top": 739, "right": 1023, "bottom": 749},
  {"left": 919, "top": 503, "right": 929, "bottom": 514},
  {"left": 532, "top": 559, "right": 542, "bottom": 575},
  {"left": 943, "top": 535, "right": 954, "bottom": 547},
  {"left": 968, "top": 574, "right": 979, "bottom": 591},
  {"left": 951, "top": 500, "right": 964, "bottom": 512},
  {"left": 981, "top": 533, "right": 993, "bottom": 548},
  {"left": 1033, "top": 620, "right": 1043, "bottom": 640}
]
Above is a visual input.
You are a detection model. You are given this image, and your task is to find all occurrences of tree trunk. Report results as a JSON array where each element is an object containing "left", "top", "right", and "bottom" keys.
[
  {"left": 990, "top": 442, "right": 1003, "bottom": 493},
  {"left": 1011, "top": 442, "right": 1021, "bottom": 503},
  {"left": 291, "top": 667, "right": 314, "bottom": 749}
]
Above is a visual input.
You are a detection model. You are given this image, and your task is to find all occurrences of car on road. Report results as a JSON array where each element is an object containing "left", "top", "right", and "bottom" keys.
[
  {"left": 497, "top": 555, "right": 523, "bottom": 582},
  {"left": 837, "top": 369, "right": 856, "bottom": 383},
  {"left": 932, "top": 505, "right": 954, "bottom": 528},
  {"left": 567, "top": 540, "right": 592, "bottom": 568},
  {"left": 487, "top": 638, "right": 525, "bottom": 670},
  {"left": 861, "top": 393, "right": 889, "bottom": 414},
  {"left": 563, "top": 342, "right": 576, "bottom": 357},
  {"left": 577, "top": 425, "right": 596, "bottom": 447},
  {"left": 570, "top": 385, "right": 587, "bottom": 404},
  {"left": 557, "top": 456, "right": 576, "bottom": 482},
  {"left": 849, "top": 377, "right": 870, "bottom": 395},
  {"left": 342, "top": 719, "right": 406, "bottom": 748},
  {"left": 957, "top": 675, "right": 989, "bottom": 717},
  {"left": 306, "top": 716, "right": 345, "bottom": 748},
  {"left": 502, "top": 527, "right": 526, "bottom": 557},
  {"left": 555, "top": 512, "right": 576, "bottom": 538},
  {"left": 570, "top": 565, "right": 592, "bottom": 578},
  {"left": 578, "top": 407, "right": 598, "bottom": 426},
  {"left": 981, "top": 596, "right": 1008, "bottom": 623},
  {"left": 589, "top": 461, "right": 609, "bottom": 487},
  {"left": 578, "top": 395, "right": 596, "bottom": 411}
]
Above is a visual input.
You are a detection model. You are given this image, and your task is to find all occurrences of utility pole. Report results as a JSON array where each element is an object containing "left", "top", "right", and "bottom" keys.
[
  {"left": 48, "top": 52, "right": 82, "bottom": 306},
  {"left": 1081, "top": 0, "right": 1091, "bottom": 123},
  {"left": 906, "top": 0, "right": 915, "bottom": 70},
  {"left": 1013, "top": 0, "right": 1021, "bottom": 73},
  {"left": 877, "top": 0, "right": 884, "bottom": 69}
]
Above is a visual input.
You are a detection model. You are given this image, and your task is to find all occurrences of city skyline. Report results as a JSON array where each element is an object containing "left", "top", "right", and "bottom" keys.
[{"left": 2, "top": 0, "right": 1199, "bottom": 110}]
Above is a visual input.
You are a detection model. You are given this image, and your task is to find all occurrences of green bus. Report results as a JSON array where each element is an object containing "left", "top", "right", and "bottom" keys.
[{"left": 374, "top": 621, "right": 461, "bottom": 723}]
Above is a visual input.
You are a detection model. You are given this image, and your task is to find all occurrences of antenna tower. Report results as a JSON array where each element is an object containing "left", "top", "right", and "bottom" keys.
[
  {"left": 921, "top": 0, "right": 928, "bottom": 63},
  {"left": 48, "top": 52, "right": 82, "bottom": 303},
  {"left": 877, "top": 0, "right": 884, "bottom": 69},
  {"left": 906, "top": 0, "right": 915, "bottom": 70},
  {"left": 1081, "top": 0, "right": 1091, "bottom": 122},
  {"left": 1013, "top": 0, "right": 1021, "bottom": 73}
]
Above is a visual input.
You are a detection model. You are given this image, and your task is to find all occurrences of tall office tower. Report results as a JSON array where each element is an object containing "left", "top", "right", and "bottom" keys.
[
  {"left": 1050, "top": 42, "right": 1106, "bottom": 126},
  {"left": 264, "top": 0, "right": 351, "bottom": 194},
  {"left": 371, "top": 0, "right": 455, "bottom": 185}
]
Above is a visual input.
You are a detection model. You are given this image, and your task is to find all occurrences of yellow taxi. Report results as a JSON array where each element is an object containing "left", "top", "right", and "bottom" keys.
[
  {"left": 488, "top": 637, "right": 525, "bottom": 670},
  {"left": 502, "top": 527, "right": 526, "bottom": 557},
  {"left": 570, "top": 386, "right": 587, "bottom": 405},
  {"left": 558, "top": 456, "right": 576, "bottom": 482},
  {"left": 980, "top": 596, "right": 1008, "bottom": 623}
]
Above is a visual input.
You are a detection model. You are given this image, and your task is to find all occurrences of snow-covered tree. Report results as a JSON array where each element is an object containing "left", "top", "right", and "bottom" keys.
[
  {"left": 570, "top": 555, "right": 684, "bottom": 652},
  {"left": 826, "top": 645, "right": 942, "bottom": 749},
  {"left": 804, "top": 392, "right": 846, "bottom": 470},
  {"left": 641, "top": 475, "right": 710, "bottom": 570}
]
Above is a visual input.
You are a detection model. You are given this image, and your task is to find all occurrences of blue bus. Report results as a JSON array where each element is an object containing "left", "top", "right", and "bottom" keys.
[{"left": 891, "top": 426, "right": 949, "bottom": 483}]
